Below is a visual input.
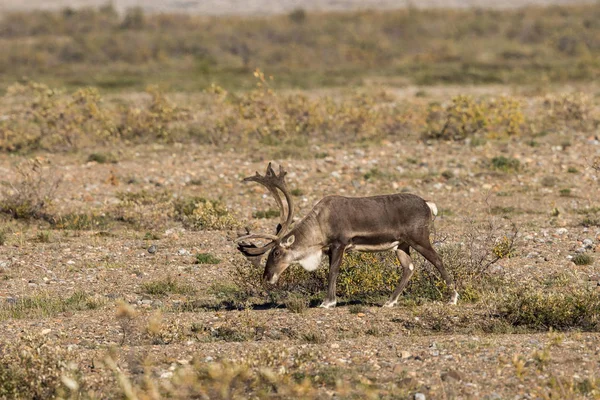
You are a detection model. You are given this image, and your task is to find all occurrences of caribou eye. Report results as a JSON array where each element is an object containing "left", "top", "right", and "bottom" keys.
[{"left": 274, "top": 249, "right": 281, "bottom": 257}]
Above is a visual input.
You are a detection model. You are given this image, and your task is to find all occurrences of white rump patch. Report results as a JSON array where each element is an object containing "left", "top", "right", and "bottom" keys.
[
  {"left": 426, "top": 201, "right": 438, "bottom": 217},
  {"left": 298, "top": 250, "right": 323, "bottom": 271}
]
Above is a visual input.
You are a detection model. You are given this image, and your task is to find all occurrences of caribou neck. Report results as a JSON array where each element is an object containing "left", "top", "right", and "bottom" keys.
[{"left": 287, "top": 210, "right": 326, "bottom": 256}]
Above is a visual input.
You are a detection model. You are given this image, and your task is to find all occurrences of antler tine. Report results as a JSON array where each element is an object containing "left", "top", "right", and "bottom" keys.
[
  {"left": 235, "top": 233, "right": 280, "bottom": 243},
  {"left": 242, "top": 162, "right": 294, "bottom": 237},
  {"left": 237, "top": 241, "right": 276, "bottom": 257}
]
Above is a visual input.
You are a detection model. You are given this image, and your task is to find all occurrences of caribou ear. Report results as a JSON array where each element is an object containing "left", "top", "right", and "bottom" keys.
[{"left": 281, "top": 235, "right": 295, "bottom": 248}]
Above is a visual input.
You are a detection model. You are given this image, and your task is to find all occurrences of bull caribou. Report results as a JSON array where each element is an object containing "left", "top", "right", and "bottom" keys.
[{"left": 236, "top": 163, "right": 458, "bottom": 308}]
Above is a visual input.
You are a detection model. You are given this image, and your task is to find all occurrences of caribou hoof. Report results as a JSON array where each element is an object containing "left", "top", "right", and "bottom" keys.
[
  {"left": 319, "top": 300, "right": 336, "bottom": 309},
  {"left": 448, "top": 291, "right": 459, "bottom": 305},
  {"left": 382, "top": 299, "right": 398, "bottom": 308}
]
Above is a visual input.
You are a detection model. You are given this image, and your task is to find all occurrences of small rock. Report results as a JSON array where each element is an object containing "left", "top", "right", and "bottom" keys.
[
  {"left": 393, "top": 364, "right": 405, "bottom": 374},
  {"left": 398, "top": 377, "right": 417, "bottom": 387},
  {"left": 484, "top": 393, "right": 502, "bottom": 400},
  {"left": 441, "top": 370, "right": 463, "bottom": 382},
  {"left": 148, "top": 245, "right": 157, "bottom": 254},
  {"left": 177, "top": 248, "right": 191, "bottom": 256},
  {"left": 160, "top": 371, "right": 173, "bottom": 379},
  {"left": 331, "top": 343, "right": 340, "bottom": 349},
  {"left": 41, "top": 328, "right": 52, "bottom": 335},
  {"left": 583, "top": 238, "right": 593, "bottom": 248},
  {"left": 357, "top": 313, "right": 366, "bottom": 317},
  {"left": 205, "top": 356, "right": 214, "bottom": 362},
  {"left": 556, "top": 228, "right": 568, "bottom": 235},
  {"left": 414, "top": 393, "right": 426, "bottom": 400},
  {"left": 400, "top": 350, "right": 411, "bottom": 359}
]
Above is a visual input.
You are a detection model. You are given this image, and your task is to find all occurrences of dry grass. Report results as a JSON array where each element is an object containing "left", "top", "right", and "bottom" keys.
[{"left": 1, "top": 4, "right": 600, "bottom": 90}]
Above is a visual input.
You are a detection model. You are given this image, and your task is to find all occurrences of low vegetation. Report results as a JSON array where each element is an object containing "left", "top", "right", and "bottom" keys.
[
  {"left": 141, "top": 277, "right": 196, "bottom": 296},
  {"left": 1, "top": 4, "right": 600, "bottom": 90},
  {"left": 1, "top": 76, "right": 598, "bottom": 154}
]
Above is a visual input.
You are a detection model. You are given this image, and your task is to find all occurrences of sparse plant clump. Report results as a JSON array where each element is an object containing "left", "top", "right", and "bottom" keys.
[
  {"left": 142, "top": 276, "right": 196, "bottom": 296},
  {"left": 497, "top": 286, "right": 600, "bottom": 331},
  {"left": 490, "top": 156, "right": 520, "bottom": 172},
  {"left": 87, "top": 152, "right": 118, "bottom": 164},
  {"left": 425, "top": 95, "right": 526, "bottom": 141},
  {"left": 284, "top": 295, "right": 309, "bottom": 314},
  {"left": 195, "top": 253, "right": 221, "bottom": 265},
  {"left": 572, "top": 253, "right": 593, "bottom": 266},
  {"left": 1, "top": 82, "right": 116, "bottom": 152},
  {"left": 0, "top": 334, "right": 84, "bottom": 399},
  {"left": 174, "top": 196, "right": 239, "bottom": 230},
  {"left": 348, "top": 304, "right": 366, "bottom": 314},
  {"left": 0, "top": 291, "right": 102, "bottom": 321},
  {"left": 117, "top": 85, "right": 190, "bottom": 141},
  {"left": 0, "top": 159, "right": 61, "bottom": 220},
  {"left": 252, "top": 209, "right": 280, "bottom": 219},
  {"left": 35, "top": 231, "right": 51, "bottom": 243},
  {"left": 0, "top": 82, "right": 191, "bottom": 153},
  {"left": 542, "top": 92, "right": 594, "bottom": 130},
  {"left": 50, "top": 212, "right": 112, "bottom": 230}
]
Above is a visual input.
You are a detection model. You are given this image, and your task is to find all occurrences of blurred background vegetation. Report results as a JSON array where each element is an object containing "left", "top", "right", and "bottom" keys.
[{"left": 1, "top": 3, "right": 599, "bottom": 92}]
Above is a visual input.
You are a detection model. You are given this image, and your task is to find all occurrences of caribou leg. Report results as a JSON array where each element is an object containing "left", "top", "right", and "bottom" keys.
[
  {"left": 383, "top": 244, "right": 414, "bottom": 307},
  {"left": 319, "top": 243, "right": 345, "bottom": 308},
  {"left": 409, "top": 234, "right": 459, "bottom": 305}
]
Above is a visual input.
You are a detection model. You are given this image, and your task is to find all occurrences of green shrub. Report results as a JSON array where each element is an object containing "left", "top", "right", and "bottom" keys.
[
  {"left": 497, "top": 286, "right": 600, "bottom": 330},
  {"left": 195, "top": 253, "right": 221, "bottom": 265},
  {"left": 490, "top": 156, "right": 520, "bottom": 172},
  {"left": 87, "top": 152, "right": 118, "bottom": 164},
  {"left": 572, "top": 254, "right": 593, "bottom": 266},
  {"left": 252, "top": 209, "right": 280, "bottom": 219}
]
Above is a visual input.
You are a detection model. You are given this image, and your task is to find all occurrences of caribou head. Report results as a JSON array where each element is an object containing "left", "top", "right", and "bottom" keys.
[{"left": 236, "top": 163, "right": 297, "bottom": 284}]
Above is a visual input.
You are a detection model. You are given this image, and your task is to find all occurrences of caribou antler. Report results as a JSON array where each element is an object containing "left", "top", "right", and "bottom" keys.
[
  {"left": 235, "top": 163, "right": 295, "bottom": 263},
  {"left": 243, "top": 162, "right": 294, "bottom": 238}
]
